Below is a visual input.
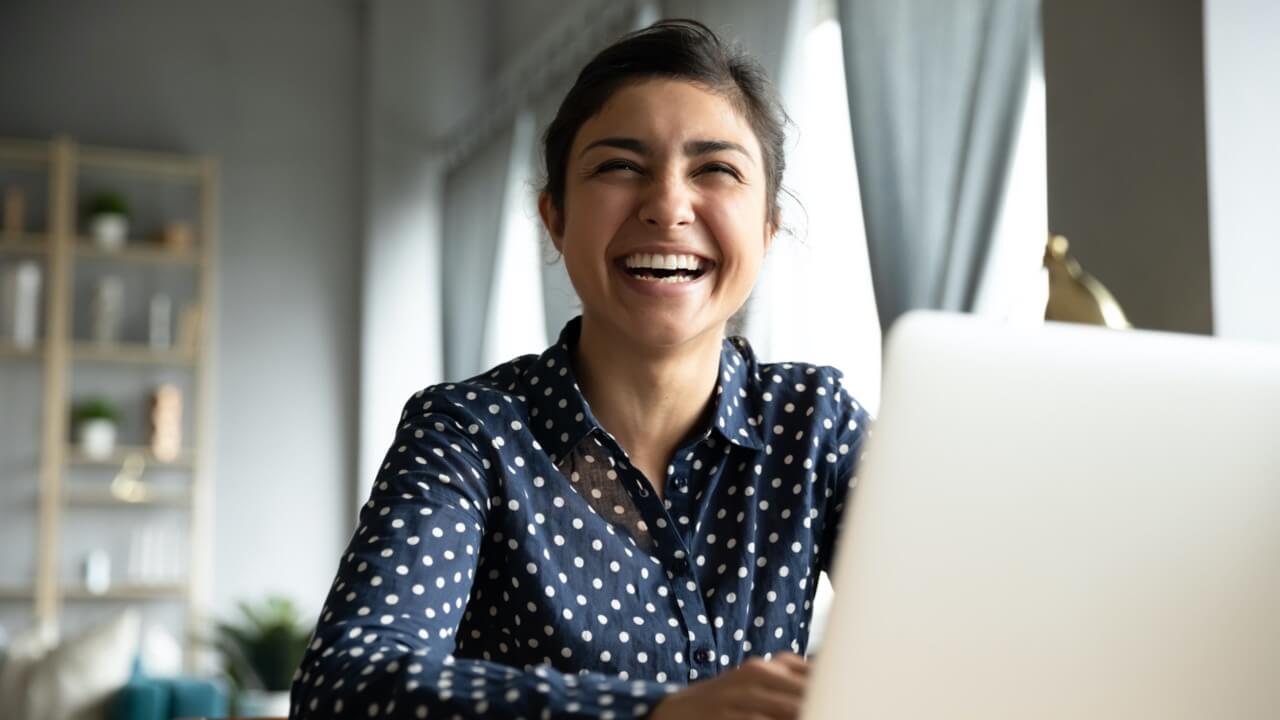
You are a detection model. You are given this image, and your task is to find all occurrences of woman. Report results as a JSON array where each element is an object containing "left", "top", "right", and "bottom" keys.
[{"left": 291, "top": 19, "right": 869, "bottom": 720}]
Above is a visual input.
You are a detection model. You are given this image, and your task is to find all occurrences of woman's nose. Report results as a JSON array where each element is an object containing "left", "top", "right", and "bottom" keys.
[{"left": 637, "top": 173, "right": 695, "bottom": 229}]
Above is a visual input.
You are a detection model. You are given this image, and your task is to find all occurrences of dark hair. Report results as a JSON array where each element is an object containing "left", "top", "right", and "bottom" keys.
[{"left": 542, "top": 19, "right": 788, "bottom": 226}]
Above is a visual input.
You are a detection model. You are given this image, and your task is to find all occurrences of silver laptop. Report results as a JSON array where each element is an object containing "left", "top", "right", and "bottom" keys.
[{"left": 803, "top": 312, "right": 1280, "bottom": 719}]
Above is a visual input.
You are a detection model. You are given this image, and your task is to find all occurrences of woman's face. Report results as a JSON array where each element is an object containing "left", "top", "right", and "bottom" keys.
[{"left": 541, "top": 78, "right": 775, "bottom": 352}]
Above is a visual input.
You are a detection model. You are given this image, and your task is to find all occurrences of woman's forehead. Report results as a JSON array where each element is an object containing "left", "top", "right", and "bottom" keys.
[{"left": 573, "top": 78, "right": 762, "bottom": 160}]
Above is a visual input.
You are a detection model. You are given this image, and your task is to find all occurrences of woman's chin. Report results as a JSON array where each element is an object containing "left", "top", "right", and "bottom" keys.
[{"left": 612, "top": 311, "right": 724, "bottom": 352}]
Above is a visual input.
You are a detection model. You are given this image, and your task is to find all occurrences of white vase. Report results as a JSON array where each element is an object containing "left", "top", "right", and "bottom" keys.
[
  {"left": 89, "top": 213, "right": 128, "bottom": 250},
  {"left": 237, "top": 689, "right": 292, "bottom": 717},
  {"left": 79, "top": 418, "right": 117, "bottom": 460}
]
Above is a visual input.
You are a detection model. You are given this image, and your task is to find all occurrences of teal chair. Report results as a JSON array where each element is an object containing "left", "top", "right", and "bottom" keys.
[{"left": 111, "top": 659, "right": 228, "bottom": 720}]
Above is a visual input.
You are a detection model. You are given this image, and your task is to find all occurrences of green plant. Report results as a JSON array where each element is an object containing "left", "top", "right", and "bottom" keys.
[
  {"left": 72, "top": 397, "right": 119, "bottom": 425},
  {"left": 86, "top": 191, "right": 129, "bottom": 218},
  {"left": 213, "top": 595, "right": 312, "bottom": 692}
]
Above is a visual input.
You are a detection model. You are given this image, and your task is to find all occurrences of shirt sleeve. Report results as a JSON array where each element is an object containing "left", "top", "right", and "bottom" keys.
[
  {"left": 818, "top": 375, "right": 873, "bottom": 578},
  {"left": 290, "top": 390, "right": 678, "bottom": 719}
]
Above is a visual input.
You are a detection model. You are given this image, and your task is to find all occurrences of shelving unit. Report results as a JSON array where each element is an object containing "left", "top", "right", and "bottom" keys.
[{"left": 0, "top": 136, "right": 217, "bottom": 670}]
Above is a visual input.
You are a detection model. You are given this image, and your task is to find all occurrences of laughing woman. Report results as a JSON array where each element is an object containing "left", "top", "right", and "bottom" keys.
[{"left": 291, "top": 20, "right": 869, "bottom": 720}]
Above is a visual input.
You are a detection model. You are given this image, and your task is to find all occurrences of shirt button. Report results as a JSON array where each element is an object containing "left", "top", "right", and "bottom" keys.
[{"left": 694, "top": 648, "right": 713, "bottom": 664}]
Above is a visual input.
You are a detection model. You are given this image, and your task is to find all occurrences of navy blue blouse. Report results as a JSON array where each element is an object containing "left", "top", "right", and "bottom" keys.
[{"left": 291, "top": 317, "right": 870, "bottom": 719}]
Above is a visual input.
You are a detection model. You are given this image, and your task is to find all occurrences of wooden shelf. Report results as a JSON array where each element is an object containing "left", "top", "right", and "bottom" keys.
[
  {"left": 0, "top": 340, "right": 43, "bottom": 359},
  {"left": 71, "top": 341, "right": 195, "bottom": 366},
  {"left": 0, "top": 139, "right": 49, "bottom": 168},
  {"left": 1, "top": 136, "right": 216, "bottom": 671},
  {"left": 66, "top": 445, "right": 195, "bottom": 468},
  {"left": 63, "top": 488, "right": 191, "bottom": 507},
  {"left": 0, "top": 586, "right": 35, "bottom": 601},
  {"left": 77, "top": 144, "right": 206, "bottom": 179},
  {"left": 62, "top": 583, "right": 187, "bottom": 601},
  {"left": 74, "top": 241, "right": 200, "bottom": 266},
  {"left": 0, "top": 233, "right": 49, "bottom": 254}
]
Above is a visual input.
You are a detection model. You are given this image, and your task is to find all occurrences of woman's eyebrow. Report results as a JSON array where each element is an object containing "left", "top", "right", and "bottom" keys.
[
  {"left": 579, "top": 137, "right": 753, "bottom": 163},
  {"left": 580, "top": 137, "right": 648, "bottom": 157},
  {"left": 684, "top": 139, "right": 752, "bottom": 162}
]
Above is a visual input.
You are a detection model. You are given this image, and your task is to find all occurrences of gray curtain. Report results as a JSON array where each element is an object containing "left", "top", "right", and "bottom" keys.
[{"left": 837, "top": 0, "right": 1040, "bottom": 332}]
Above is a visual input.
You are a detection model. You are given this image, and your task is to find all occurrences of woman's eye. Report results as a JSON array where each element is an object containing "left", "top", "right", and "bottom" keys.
[
  {"left": 595, "top": 160, "right": 641, "bottom": 175},
  {"left": 699, "top": 163, "right": 741, "bottom": 180}
]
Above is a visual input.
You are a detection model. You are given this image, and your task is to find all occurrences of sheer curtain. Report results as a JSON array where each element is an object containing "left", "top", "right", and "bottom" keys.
[
  {"left": 481, "top": 111, "right": 549, "bottom": 369},
  {"left": 743, "top": 7, "right": 882, "bottom": 414}
]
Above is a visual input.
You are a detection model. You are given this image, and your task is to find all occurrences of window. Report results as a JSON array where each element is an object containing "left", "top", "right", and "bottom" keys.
[
  {"left": 482, "top": 111, "right": 549, "bottom": 368},
  {"left": 745, "top": 15, "right": 882, "bottom": 414}
]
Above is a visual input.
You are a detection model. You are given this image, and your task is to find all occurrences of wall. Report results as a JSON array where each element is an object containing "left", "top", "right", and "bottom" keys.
[
  {"left": 1204, "top": 0, "right": 1280, "bottom": 344},
  {"left": 357, "top": 0, "right": 492, "bottom": 502},
  {"left": 0, "top": 0, "right": 362, "bottom": 621},
  {"left": 1043, "top": 0, "right": 1213, "bottom": 334}
]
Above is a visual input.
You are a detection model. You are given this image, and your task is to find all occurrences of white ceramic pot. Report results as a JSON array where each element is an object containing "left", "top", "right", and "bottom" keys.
[
  {"left": 89, "top": 213, "right": 128, "bottom": 250},
  {"left": 78, "top": 418, "right": 117, "bottom": 460},
  {"left": 237, "top": 689, "right": 292, "bottom": 717}
]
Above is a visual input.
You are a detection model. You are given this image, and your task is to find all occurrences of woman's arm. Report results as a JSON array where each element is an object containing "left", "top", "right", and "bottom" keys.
[
  {"left": 290, "top": 392, "right": 678, "bottom": 719},
  {"left": 817, "top": 377, "right": 873, "bottom": 581}
]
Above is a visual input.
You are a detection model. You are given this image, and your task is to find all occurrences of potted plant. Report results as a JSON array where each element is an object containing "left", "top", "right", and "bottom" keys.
[
  {"left": 213, "top": 596, "right": 312, "bottom": 717},
  {"left": 73, "top": 397, "right": 119, "bottom": 460},
  {"left": 86, "top": 191, "right": 130, "bottom": 250}
]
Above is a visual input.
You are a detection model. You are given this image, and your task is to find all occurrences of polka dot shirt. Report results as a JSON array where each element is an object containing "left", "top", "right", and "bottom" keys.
[{"left": 291, "top": 316, "right": 870, "bottom": 719}]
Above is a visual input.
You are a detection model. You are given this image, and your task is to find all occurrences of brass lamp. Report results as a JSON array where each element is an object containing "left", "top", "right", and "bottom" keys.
[{"left": 1043, "top": 234, "right": 1131, "bottom": 329}]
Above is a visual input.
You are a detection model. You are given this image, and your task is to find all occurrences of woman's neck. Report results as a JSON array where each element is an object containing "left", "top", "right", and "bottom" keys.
[{"left": 573, "top": 313, "right": 723, "bottom": 475}]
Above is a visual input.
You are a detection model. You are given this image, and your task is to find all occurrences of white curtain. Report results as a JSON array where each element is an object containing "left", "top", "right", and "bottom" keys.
[
  {"left": 440, "top": 128, "right": 516, "bottom": 378},
  {"left": 481, "top": 111, "right": 550, "bottom": 369},
  {"left": 743, "top": 1, "right": 883, "bottom": 414}
]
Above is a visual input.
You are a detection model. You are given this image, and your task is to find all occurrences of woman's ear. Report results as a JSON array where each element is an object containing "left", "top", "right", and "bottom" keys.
[
  {"left": 538, "top": 192, "right": 565, "bottom": 252},
  {"left": 765, "top": 212, "right": 780, "bottom": 253}
]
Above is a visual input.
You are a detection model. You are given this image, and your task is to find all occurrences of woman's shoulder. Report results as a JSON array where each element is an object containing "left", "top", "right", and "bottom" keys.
[
  {"left": 731, "top": 341, "right": 870, "bottom": 445},
  {"left": 398, "top": 353, "right": 541, "bottom": 429},
  {"left": 755, "top": 359, "right": 863, "bottom": 414}
]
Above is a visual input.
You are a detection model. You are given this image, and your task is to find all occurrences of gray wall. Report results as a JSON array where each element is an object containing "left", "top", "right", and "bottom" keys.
[
  {"left": 0, "top": 0, "right": 362, "bottom": 621},
  {"left": 1043, "top": 0, "right": 1214, "bottom": 334}
]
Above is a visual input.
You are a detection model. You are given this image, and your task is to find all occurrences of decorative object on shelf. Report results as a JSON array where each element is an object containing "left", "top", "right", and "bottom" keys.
[
  {"left": 0, "top": 259, "right": 41, "bottom": 349},
  {"left": 211, "top": 596, "right": 312, "bottom": 717},
  {"left": 127, "top": 521, "right": 185, "bottom": 585},
  {"left": 149, "top": 384, "right": 182, "bottom": 462},
  {"left": 177, "top": 302, "right": 202, "bottom": 354},
  {"left": 148, "top": 292, "right": 172, "bottom": 349},
  {"left": 86, "top": 191, "right": 130, "bottom": 250},
  {"left": 91, "top": 275, "right": 124, "bottom": 344},
  {"left": 110, "top": 451, "right": 148, "bottom": 502},
  {"left": 83, "top": 548, "right": 111, "bottom": 595},
  {"left": 73, "top": 397, "right": 119, "bottom": 460},
  {"left": 155, "top": 221, "right": 193, "bottom": 252},
  {"left": 3, "top": 186, "right": 25, "bottom": 239}
]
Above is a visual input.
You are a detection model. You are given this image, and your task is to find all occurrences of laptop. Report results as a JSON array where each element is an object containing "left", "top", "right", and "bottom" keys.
[{"left": 802, "top": 311, "right": 1280, "bottom": 719}]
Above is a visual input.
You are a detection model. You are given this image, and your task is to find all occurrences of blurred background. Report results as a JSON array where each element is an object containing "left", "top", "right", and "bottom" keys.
[{"left": 0, "top": 0, "right": 1276, "bottom": 715}]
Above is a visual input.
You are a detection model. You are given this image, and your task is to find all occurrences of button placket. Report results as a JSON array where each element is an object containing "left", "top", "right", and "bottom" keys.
[{"left": 661, "top": 456, "right": 719, "bottom": 679}]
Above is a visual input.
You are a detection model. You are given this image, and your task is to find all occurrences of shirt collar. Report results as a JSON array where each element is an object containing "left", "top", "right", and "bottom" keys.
[{"left": 523, "top": 317, "right": 765, "bottom": 462}]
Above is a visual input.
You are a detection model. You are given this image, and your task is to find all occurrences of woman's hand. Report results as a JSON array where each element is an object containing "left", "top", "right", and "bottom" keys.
[{"left": 649, "top": 653, "right": 810, "bottom": 720}]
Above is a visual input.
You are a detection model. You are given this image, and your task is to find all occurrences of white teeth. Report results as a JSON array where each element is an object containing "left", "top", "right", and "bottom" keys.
[{"left": 623, "top": 253, "right": 705, "bottom": 271}]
